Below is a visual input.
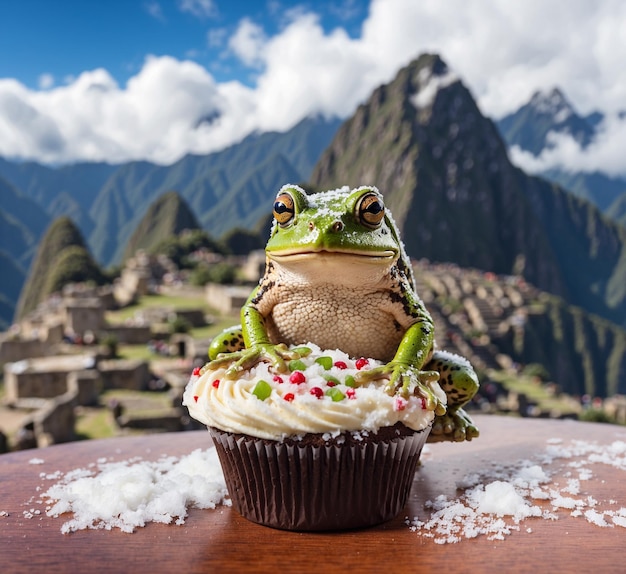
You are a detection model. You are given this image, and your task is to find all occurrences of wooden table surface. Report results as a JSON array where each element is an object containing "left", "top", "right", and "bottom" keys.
[{"left": 1, "top": 414, "right": 625, "bottom": 574}]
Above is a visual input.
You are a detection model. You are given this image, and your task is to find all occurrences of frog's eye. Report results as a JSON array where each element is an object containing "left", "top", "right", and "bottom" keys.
[
  {"left": 273, "top": 193, "right": 296, "bottom": 226},
  {"left": 356, "top": 193, "right": 385, "bottom": 228}
]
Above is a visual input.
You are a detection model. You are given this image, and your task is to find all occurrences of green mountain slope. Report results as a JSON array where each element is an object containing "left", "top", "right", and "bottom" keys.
[
  {"left": 0, "top": 176, "right": 49, "bottom": 263},
  {"left": 311, "top": 53, "right": 626, "bottom": 329},
  {"left": 497, "top": 293, "right": 626, "bottom": 397},
  {"left": 0, "top": 116, "right": 339, "bottom": 317},
  {"left": 606, "top": 192, "right": 626, "bottom": 228},
  {"left": 416, "top": 262, "right": 626, "bottom": 398},
  {"left": 200, "top": 153, "right": 302, "bottom": 238},
  {"left": 15, "top": 217, "right": 103, "bottom": 320},
  {"left": 0, "top": 158, "right": 116, "bottom": 217},
  {"left": 87, "top": 115, "right": 340, "bottom": 265},
  {"left": 122, "top": 191, "right": 201, "bottom": 261},
  {"left": 0, "top": 251, "right": 26, "bottom": 329},
  {"left": 0, "top": 176, "right": 50, "bottom": 326}
]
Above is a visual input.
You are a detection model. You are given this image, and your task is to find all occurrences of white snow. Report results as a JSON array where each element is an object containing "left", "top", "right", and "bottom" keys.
[
  {"left": 22, "top": 435, "right": 626, "bottom": 541},
  {"left": 407, "top": 439, "right": 626, "bottom": 543}
]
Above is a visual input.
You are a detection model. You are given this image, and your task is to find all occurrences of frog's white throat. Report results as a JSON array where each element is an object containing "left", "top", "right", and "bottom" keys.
[{"left": 268, "top": 249, "right": 397, "bottom": 286}]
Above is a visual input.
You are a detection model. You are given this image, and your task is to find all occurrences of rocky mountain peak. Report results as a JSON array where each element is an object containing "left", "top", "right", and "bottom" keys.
[
  {"left": 311, "top": 53, "right": 626, "bottom": 329},
  {"left": 121, "top": 191, "right": 201, "bottom": 262},
  {"left": 499, "top": 86, "right": 599, "bottom": 153},
  {"left": 528, "top": 87, "right": 574, "bottom": 122}
]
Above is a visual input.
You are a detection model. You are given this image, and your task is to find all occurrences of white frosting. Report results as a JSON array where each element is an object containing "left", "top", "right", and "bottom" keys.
[{"left": 183, "top": 343, "right": 445, "bottom": 440}]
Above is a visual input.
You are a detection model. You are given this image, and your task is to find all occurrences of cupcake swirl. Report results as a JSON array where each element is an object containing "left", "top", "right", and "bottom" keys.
[{"left": 184, "top": 343, "right": 445, "bottom": 440}]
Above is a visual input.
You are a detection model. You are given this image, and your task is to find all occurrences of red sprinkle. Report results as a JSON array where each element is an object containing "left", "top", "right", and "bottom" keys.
[
  {"left": 334, "top": 361, "right": 348, "bottom": 370},
  {"left": 283, "top": 393, "right": 295, "bottom": 402},
  {"left": 355, "top": 358, "right": 368, "bottom": 370},
  {"left": 192, "top": 367, "right": 201, "bottom": 376},
  {"left": 289, "top": 371, "right": 306, "bottom": 385},
  {"left": 193, "top": 395, "right": 199, "bottom": 402},
  {"left": 326, "top": 380, "right": 337, "bottom": 387},
  {"left": 420, "top": 397, "right": 427, "bottom": 410},
  {"left": 273, "top": 375, "right": 284, "bottom": 384},
  {"left": 346, "top": 388, "right": 356, "bottom": 399},
  {"left": 310, "top": 387, "right": 324, "bottom": 399},
  {"left": 394, "top": 397, "right": 407, "bottom": 411},
  {"left": 212, "top": 379, "right": 220, "bottom": 388}
]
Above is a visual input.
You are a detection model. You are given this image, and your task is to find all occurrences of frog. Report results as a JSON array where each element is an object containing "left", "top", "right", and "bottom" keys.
[{"left": 207, "top": 184, "right": 480, "bottom": 442}]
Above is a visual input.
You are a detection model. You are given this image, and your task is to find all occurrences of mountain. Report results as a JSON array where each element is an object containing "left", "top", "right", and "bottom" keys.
[
  {"left": 0, "top": 115, "right": 340, "bottom": 320},
  {"left": 497, "top": 88, "right": 599, "bottom": 153},
  {"left": 15, "top": 217, "right": 103, "bottom": 321},
  {"left": 0, "top": 159, "right": 117, "bottom": 238},
  {"left": 0, "top": 251, "right": 26, "bottom": 330},
  {"left": 311, "top": 53, "right": 626, "bottom": 329},
  {"left": 199, "top": 152, "right": 301, "bottom": 237},
  {"left": 496, "top": 89, "right": 626, "bottom": 213},
  {"left": 0, "top": 115, "right": 340, "bottom": 268},
  {"left": 0, "top": 176, "right": 50, "bottom": 263},
  {"left": 122, "top": 191, "right": 201, "bottom": 261},
  {"left": 0, "top": 176, "right": 50, "bottom": 327},
  {"left": 416, "top": 262, "right": 626, "bottom": 398},
  {"left": 499, "top": 292, "right": 626, "bottom": 398},
  {"left": 541, "top": 168, "right": 626, "bottom": 213},
  {"left": 607, "top": 193, "right": 626, "bottom": 228},
  {"left": 79, "top": 114, "right": 340, "bottom": 266}
]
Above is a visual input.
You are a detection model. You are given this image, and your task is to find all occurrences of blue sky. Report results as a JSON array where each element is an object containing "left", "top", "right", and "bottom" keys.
[
  {"left": 1, "top": 0, "right": 625, "bottom": 175},
  {"left": 0, "top": 0, "right": 368, "bottom": 90}
]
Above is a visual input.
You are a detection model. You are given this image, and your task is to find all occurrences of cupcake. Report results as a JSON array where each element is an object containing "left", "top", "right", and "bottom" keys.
[{"left": 183, "top": 343, "right": 444, "bottom": 531}]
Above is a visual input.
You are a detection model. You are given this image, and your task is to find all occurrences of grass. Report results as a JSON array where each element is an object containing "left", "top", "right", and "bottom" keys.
[
  {"left": 492, "top": 371, "right": 581, "bottom": 416},
  {"left": 118, "top": 344, "right": 155, "bottom": 361},
  {"left": 106, "top": 293, "right": 212, "bottom": 325},
  {"left": 75, "top": 389, "right": 176, "bottom": 441},
  {"left": 75, "top": 407, "right": 117, "bottom": 440},
  {"left": 99, "top": 388, "right": 174, "bottom": 411}
]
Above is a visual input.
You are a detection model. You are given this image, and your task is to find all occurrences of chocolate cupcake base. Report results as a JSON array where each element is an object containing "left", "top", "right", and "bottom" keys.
[{"left": 210, "top": 423, "right": 431, "bottom": 531}]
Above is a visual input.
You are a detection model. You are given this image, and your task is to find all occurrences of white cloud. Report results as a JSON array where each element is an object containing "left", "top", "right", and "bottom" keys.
[
  {"left": 228, "top": 18, "right": 267, "bottom": 67},
  {"left": 329, "top": 0, "right": 363, "bottom": 21},
  {"left": 0, "top": 59, "right": 228, "bottom": 164},
  {"left": 145, "top": 1, "right": 165, "bottom": 21},
  {"left": 510, "top": 114, "right": 626, "bottom": 178},
  {"left": 38, "top": 74, "right": 55, "bottom": 90},
  {"left": 207, "top": 27, "right": 228, "bottom": 48},
  {"left": 178, "top": 0, "right": 217, "bottom": 19},
  {"left": 1, "top": 0, "right": 626, "bottom": 175}
]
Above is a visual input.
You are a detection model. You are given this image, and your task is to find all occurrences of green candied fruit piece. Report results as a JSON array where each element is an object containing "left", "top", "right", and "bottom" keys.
[
  {"left": 325, "top": 387, "right": 345, "bottom": 402},
  {"left": 291, "top": 346, "right": 312, "bottom": 357},
  {"left": 315, "top": 356, "right": 333, "bottom": 370},
  {"left": 252, "top": 380, "right": 272, "bottom": 401},
  {"left": 344, "top": 375, "right": 356, "bottom": 388},
  {"left": 288, "top": 359, "right": 307, "bottom": 372}
]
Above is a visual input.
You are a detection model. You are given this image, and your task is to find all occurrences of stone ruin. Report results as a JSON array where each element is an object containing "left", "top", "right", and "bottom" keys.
[{"left": 0, "top": 251, "right": 215, "bottom": 452}]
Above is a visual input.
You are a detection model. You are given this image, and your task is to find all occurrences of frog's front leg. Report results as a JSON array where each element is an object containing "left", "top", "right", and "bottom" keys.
[
  {"left": 355, "top": 321, "right": 446, "bottom": 416},
  {"left": 425, "top": 350, "right": 480, "bottom": 443},
  {"left": 207, "top": 301, "right": 301, "bottom": 378}
]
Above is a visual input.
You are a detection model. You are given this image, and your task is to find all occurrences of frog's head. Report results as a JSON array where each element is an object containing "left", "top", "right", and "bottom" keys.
[{"left": 266, "top": 185, "right": 404, "bottom": 283}]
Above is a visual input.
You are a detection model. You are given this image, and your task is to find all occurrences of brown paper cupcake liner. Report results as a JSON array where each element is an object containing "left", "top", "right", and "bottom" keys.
[{"left": 210, "top": 424, "right": 431, "bottom": 531}]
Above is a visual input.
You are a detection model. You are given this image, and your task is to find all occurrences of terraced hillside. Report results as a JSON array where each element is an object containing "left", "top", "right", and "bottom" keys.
[{"left": 414, "top": 261, "right": 626, "bottom": 400}]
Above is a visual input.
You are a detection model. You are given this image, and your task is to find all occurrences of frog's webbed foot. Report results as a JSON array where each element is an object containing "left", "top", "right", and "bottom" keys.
[
  {"left": 428, "top": 407, "right": 479, "bottom": 443},
  {"left": 355, "top": 363, "right": 446, "bottom": 415},
  {"left": 210, "top": 343, "right": 305, "bottom": 378}
]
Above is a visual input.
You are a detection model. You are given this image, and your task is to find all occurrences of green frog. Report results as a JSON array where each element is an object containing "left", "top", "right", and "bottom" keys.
[{"left": 208, "top": 185, "right": 479, "bottom": 442}]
